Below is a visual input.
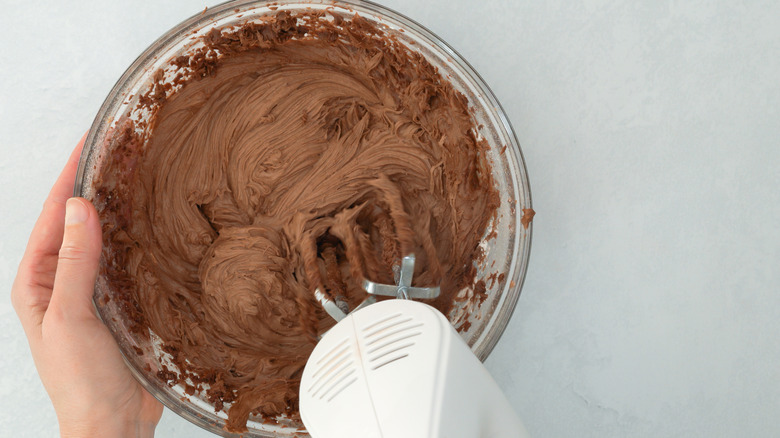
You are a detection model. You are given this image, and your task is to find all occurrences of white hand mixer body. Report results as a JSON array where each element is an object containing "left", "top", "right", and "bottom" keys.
[{"left": 299, "top": 298, "right": 530, "bottom": 438}]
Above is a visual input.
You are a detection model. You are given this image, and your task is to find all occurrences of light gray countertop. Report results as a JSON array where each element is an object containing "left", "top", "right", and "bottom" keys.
[{"left": 2, "top": 1, "right": 778, "bottom": 436}]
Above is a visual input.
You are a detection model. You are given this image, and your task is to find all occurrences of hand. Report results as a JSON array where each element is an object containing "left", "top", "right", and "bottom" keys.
[{"left": 11, "top": 136, "right": 163, "bottom": 438}]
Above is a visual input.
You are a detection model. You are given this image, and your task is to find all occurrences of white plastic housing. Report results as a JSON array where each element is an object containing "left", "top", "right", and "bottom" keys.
[{"left": 300, "top": 299, "right": 529, "bottom": 438}]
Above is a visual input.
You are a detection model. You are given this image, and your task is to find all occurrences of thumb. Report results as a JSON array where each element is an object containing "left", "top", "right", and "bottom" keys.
[{"left": 50, "top": 198, "right": 103, "bottom": 320}]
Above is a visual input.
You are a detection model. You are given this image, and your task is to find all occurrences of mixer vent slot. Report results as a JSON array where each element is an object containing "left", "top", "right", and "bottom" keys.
[
  {"left": 307, "top": 337, "right": 358, "bottom": 403},
  {"left": 319, "top": 367, "right": 356, "bottom": 401},
  {"left": 326, "top": 373, "right": 358, "bottom": 402},
  {"left": 372, "top": 353, "right": 409, "bottom": 370},
  {"left": 363, "top": 315, "right": 423, "bottom": 371},
  {"left": 361, "top": 312, "right": 403, "bottom": 332}
]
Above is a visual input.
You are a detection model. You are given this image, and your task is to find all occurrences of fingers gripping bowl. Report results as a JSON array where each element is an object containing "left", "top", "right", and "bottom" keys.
[{"left": 75, "top": 1, "right": 532, "bottom": 436}]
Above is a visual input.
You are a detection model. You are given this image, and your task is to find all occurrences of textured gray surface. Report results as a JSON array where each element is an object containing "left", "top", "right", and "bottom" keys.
[{"left": 2, "top": 0, "right": 779, "bottom": 436}]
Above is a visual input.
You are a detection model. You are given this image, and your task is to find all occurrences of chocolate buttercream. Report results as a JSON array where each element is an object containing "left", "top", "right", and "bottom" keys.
[{"left": 96, "top": 11, "right": 499, "bottom": 432}]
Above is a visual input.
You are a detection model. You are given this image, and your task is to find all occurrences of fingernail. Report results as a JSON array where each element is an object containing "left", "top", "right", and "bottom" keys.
[{"left": 65, "top": 198, "right": 88, "bottom": 225}]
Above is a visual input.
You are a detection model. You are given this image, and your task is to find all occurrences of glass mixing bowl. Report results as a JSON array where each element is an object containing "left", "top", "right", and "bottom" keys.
[{"left": 74, "top": 1, "right": 532, "bottom": 436}]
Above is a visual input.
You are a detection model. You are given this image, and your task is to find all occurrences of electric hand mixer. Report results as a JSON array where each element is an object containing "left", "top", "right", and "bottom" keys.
[{"left": 300, "top": 254, "right": 530, "bottom": 437}]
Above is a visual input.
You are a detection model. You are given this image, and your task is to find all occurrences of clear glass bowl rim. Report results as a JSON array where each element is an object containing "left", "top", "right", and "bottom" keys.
[{"left": 74, "top": 0, "right": 533, "bottom": 436}]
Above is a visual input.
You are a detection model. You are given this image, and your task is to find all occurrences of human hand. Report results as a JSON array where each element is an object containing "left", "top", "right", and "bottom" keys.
[{"left": 11, "top": 136, "right": 163, "bottom": 437}]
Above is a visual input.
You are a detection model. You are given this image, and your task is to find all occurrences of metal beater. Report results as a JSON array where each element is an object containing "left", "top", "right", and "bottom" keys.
[{"left": 314, "top": 253, "right": 440, "bottom": 322}]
